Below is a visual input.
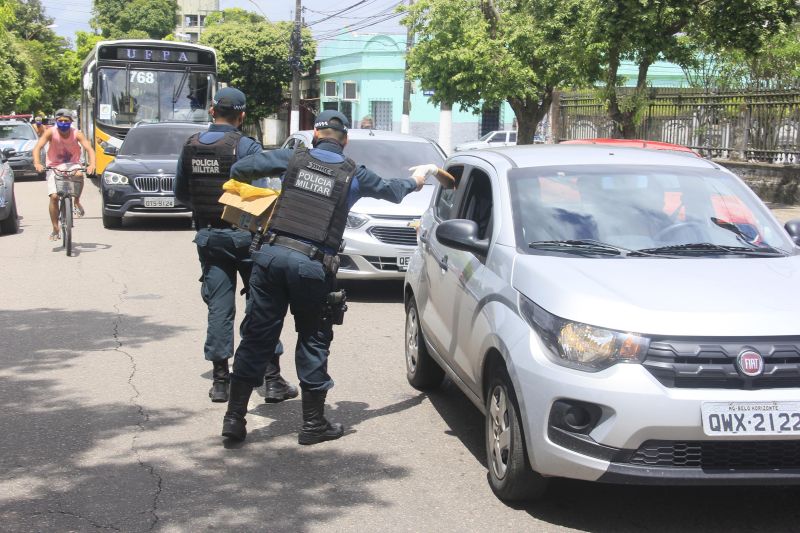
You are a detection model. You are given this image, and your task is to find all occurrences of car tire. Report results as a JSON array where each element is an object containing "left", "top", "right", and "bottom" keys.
[
  {"left": 102, "top": 212, "right": 122, "bottom": 229},
  {"left": 485, "top": 365, "right": 548, "bottom": 502},
  {"left": 0, "top": 193, "right": 19, "bottom": 234},
  {"left": 405, "top": 298, "right": 444, "bottom": 390}
]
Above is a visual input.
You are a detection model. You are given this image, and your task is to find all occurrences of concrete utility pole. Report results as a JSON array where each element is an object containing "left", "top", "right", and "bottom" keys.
[
  {"left": 290, "top": 0, "right": 302, "bottom": 134},
  {"left": 438, "top": 101, "right": 452, "bottom": 155},
  {"left": 400, "top": 0, "right": 414, "bottom": 134}
]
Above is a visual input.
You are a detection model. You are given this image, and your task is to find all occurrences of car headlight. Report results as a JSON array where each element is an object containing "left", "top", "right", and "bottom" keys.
[
  {"left": 103, "top": 171, "right": 129, "bottom": 185},
  {"left": 519, "top": 295, "right": 649, "bottom": 372},
  {"left": 346, "top": 213, "right": 369, "bottom": 229},
  {"left": 15, "top": 150, "right": 31, "bottom": 158}
]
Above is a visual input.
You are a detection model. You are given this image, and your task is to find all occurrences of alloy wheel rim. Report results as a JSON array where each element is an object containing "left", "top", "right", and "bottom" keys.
[
  {"left": 489, "top": 385, "right": 511, "bottom": 479},
  {"left": 406, "top": 307, "right": 418, "bottom": 374}
]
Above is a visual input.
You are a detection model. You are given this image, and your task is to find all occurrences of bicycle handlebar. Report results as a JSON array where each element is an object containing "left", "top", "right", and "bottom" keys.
[{"left": 46, "top": 166, "right": 88, "bottom": 177}]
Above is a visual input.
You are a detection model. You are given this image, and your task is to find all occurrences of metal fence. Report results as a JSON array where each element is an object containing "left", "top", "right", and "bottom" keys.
[{"left": 558, "top": 88, "right": 800, "bottom": 163}]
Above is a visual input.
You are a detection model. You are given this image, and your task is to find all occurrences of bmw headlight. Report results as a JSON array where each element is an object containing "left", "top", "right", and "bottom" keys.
[
  {"left": 103, "top": 171, "right": 129, "bottom": 185},
  {"left": 346, "top": 213, "right": 369, "bottom": 229},
  {"left": 519, "top": 295, "right": 649, "bottom": 372}
]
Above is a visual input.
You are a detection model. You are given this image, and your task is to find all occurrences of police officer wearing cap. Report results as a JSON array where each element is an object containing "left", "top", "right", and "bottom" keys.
[
  {"left": 220, "top": 110, "right": 441, "bottom": 444},
  {"left": 175, "top": 87, "right": 296, "bottom": 404}
]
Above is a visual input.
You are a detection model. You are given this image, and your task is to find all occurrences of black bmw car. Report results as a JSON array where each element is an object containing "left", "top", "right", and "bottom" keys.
[{"left": 101, "top": 122, "right": 208, "bottom": 229}]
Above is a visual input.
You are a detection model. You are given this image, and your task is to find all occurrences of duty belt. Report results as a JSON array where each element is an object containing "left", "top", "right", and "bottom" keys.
[{"left": 269, "top": 234, "right": 326, "bottom": 261}]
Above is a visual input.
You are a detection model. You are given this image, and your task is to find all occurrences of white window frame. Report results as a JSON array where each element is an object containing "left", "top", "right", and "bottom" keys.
[
  {"left": 323, "top": 80, "right": 338, "bottom": 98},
  {"left": 342, "top": 81, "right": 358, "bottom": 101}
]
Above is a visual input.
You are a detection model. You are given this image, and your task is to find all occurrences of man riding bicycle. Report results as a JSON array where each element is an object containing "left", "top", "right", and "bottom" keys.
[{"left": 32, "top": 109, "right": 96, "bottom": 240}]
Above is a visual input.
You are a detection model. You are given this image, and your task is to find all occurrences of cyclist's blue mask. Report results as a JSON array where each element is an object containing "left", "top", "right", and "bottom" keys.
[{"left": 56, "top": 121, "right": 71, "bottom": 132}]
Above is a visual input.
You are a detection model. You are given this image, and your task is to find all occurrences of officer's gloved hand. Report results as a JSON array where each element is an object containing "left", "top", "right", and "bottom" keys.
[{"left": 409, "top": 164, "right": 440, "bottom": 191}]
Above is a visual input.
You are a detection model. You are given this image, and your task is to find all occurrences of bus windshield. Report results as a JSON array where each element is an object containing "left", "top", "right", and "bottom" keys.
[{"left": 97, "top": 68, "right": 214, "bottom": 125}]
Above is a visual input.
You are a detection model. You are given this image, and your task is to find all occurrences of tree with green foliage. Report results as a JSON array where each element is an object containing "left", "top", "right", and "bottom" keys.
[
  {"left": 91, "top": 0, "right": 178, "bottom": 39},
  {"left": 402, "top": 0, "right": 599, "bottom": 144},
  {"left": 0, "top": 0, "right": 73, "bottom": 114},
  {"left": 200, "top": 11, "right": 315, "bottom": 137},
  {"left": 588, "top": 0, "right": 798, "bottom": 137}
]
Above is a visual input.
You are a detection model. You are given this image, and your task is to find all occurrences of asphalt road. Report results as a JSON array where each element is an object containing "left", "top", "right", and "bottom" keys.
[{"left": 3, "top": 177, "right": 800, "bottom": 532}]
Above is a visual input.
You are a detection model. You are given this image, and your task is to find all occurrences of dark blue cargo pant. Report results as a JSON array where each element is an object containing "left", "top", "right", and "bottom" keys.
[
  {"left": 195, "top": 228, "right": 283, "bottom": 376},
  {"left": 232, "top": 243, "right": 334, "bottom": 391}
]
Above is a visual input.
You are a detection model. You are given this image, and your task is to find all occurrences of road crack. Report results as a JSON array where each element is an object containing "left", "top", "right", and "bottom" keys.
[
  {"left": 46, "top": 508, "right": 121, "bottom": 531},
  {"left": 110, "top": 275, "right": 162, "bottom": 531}
]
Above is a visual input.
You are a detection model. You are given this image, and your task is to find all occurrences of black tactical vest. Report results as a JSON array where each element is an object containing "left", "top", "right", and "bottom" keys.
[
  {"left": 182, "top": 130, "right": 241, "bottom": 226},
  {"left": 269, "top": 145, "right": 356, "bottom": 251}
]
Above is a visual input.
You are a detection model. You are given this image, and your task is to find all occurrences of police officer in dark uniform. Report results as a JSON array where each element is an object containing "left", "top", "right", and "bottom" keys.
[
  {"left": 175, "top": 87, "right": 297, "bottom": 404},
  {"left": 220, "top": 110, "right": 439, "bottom": 444}
]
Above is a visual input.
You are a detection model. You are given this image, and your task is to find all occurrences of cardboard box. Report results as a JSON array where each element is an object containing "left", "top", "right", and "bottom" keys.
[{"left": 218, "top": 190, "right": 278, "bottom": 233}]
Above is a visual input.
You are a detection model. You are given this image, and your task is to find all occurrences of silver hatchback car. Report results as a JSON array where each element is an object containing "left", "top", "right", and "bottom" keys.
[
  {"left": 405, "top": 144, "right": 800, "bottom": 501},
  {"left": 282, "top": 129, "right": 445, "bottom": 280}
]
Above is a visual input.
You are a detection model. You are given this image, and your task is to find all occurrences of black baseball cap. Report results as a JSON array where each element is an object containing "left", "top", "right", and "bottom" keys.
[
  {"left": 314, "top": 110, "right": 350, "bottom": 133},
  {"left": 213, "top": 87, "right": 246, "bottom": 112}
]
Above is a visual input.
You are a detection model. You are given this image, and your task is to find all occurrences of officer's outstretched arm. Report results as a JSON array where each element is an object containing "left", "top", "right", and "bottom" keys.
[
  {"left": 356, "top": 166, "right": 418, "bottom": 203},
  {"left": 230, "top": 148, "right": 293, "bottom": 183}
]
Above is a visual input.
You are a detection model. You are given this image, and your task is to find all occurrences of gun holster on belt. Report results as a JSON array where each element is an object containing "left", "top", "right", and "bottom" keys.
[{"left": 325, "top": 289, "right": 347, "bottom": 325}]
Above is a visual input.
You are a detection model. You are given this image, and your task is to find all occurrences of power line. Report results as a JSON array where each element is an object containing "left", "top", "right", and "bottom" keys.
[
  {"left": 315, "top": 11, "right": 404, "bottom": 41},
  {"left": 305, "top": 0, "right": 372, "bottom": 26}
]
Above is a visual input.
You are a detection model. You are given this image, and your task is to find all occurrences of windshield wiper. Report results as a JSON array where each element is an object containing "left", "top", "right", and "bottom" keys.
[
  {"left": 173, "top": 68, "right": 191, "bottom": 105},
  {"left": 710, "top": 217, "right": 789, "bottom": 256},
  {"left": 637, "top": 242, "right": 786, "bottom": 257},
  {"left": 529, "top": 239, "right": 631, "bottom": 256}
]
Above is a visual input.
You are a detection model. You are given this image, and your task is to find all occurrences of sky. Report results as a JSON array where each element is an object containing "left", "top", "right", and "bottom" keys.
[{"left": 42, "top": 0, "right": 407, "bottom": 48}]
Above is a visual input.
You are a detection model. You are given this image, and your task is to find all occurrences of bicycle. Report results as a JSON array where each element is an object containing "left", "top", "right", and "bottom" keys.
[{"left": 47, "top": 165, "right": 86, "bottom": 256}]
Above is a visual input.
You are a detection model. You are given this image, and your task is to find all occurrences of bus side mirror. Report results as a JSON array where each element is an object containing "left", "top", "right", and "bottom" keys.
[{"left": 101, "top": 142, "right": 117, "bottom": 156}]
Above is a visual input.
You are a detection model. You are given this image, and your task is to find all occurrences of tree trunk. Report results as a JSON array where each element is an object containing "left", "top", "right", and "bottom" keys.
[
  {"left": 607, "top": 54, "right": 653, "bottom": 139},
  {"left": 508, "top": 88, "right": 552, "bottom": 145}
]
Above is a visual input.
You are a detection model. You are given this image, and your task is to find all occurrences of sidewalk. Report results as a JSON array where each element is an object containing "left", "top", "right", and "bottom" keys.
[{"left": 766, "top": 203, "right": 800, "bottom": 223}]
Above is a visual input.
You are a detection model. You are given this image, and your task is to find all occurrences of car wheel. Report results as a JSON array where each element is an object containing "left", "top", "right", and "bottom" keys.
[
  {"left": 102, "top": 212, "right": 122, "bottom": 229},
  {"left": 405, "top": 297, "right": 444, "bottom": 390},
  {"left": 485, "top": 365, "right": 548, "bottom": 501},
  {"left": 0, "top": 193, "right": 19, "bottom": 234}
]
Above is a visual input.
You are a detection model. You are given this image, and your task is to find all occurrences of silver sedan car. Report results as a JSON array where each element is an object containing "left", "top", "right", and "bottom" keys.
[
  {"left": 281, "top": 129, "right": 446, "bottom": 280},
  {"left": 405, "top": 144, "right": 800, "bottom": 501}
]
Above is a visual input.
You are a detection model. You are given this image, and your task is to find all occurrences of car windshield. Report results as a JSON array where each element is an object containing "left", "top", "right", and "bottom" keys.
[
  {"left": 119, "top": 126, "right": 206, "bottom": 157},
  {"left": 343, "top": 139, "right": 445, "bottom": 184},
  {"left": 0, "top": 124, "right": 35, "bottom": 140},
  {"left": 97, "top": 68, "right": 215, "bottom": 126},
  {"left": 509, "top": 164, "right": 794, "bottom": 256}
]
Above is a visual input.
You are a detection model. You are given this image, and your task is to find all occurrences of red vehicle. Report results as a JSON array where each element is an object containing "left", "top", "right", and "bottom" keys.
[{"left": 561, "top": 138, "right": 702, "bottom": 156}]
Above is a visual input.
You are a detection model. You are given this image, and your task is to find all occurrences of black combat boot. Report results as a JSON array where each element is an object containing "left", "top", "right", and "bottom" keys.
[
  {"left": 264, "top": 376, "right": 299, "bottom": 403},
  {"left": 298, "top": 390, "right": 344, "bottom": 445},
  {"left": 209, "top": 360, "right": 230, "bottom": 403},
  {"left": 222, "top": 378, "right": 253, "bottom": 442}
]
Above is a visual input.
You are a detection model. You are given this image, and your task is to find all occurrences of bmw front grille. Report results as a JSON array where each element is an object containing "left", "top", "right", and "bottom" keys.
[{"left": 134, "top": 175, "right": 175, "bottom": 193}]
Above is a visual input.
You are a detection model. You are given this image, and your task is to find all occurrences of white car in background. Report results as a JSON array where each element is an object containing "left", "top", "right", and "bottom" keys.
[
  {"left": 454, "top": 130, "right": 518, "bottom": 151},
  {"left": 282, "top": 129, "right": 446, "bottom": 280}
]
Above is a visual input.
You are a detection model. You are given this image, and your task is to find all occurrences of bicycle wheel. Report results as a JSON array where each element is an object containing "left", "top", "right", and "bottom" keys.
[{"left": 64, "top": 196, "right": 73, "bottom": 256}]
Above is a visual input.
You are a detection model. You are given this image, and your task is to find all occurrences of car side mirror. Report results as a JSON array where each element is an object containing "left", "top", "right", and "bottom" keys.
[
  {"left": 102, "top": 143, "right": 117, "bottom": 156},
  {"left": 2, "top": 147, "right": 15, "bottom": 161},
  {"left": 435, "top": 219, "right": 489, "bottom": 255},
  {"left": 784, "top": 219, "right": 800, "bottom": 246}
]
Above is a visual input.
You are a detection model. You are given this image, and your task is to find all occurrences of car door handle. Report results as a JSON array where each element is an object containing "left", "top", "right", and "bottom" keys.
[{"left": 438, "top": 254, "right": 448, "bottom": 271}]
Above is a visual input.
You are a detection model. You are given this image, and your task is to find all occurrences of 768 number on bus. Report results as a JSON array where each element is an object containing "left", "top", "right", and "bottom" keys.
[{"left": 130, "top": 71, "right": 155, "bottom": 84}]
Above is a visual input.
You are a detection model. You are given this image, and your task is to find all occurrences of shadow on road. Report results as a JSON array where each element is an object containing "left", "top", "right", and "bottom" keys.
[
  {"left": 423, "top": 375, "right": 800, "bottom": 532},
  {"left": 338, "top": 279, "right": 404, "bottom": 303},
  {"left": 0, "top": 307, "right": 412, "bottom": 532}
]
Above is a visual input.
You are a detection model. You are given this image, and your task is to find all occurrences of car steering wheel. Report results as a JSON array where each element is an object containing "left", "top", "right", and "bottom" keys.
[{"left": 655, "top": 221, "right": 706, "bottom": 242}]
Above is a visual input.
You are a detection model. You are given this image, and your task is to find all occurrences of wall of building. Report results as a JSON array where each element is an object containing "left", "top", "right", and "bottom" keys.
[{"left": 175, "top": 0, "right": 218, "bottom": 42}]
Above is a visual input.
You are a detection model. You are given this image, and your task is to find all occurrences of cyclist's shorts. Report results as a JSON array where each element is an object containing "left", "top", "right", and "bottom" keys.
[{"left": 47, "top": 164, "right": 83, "bottom": 196}]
